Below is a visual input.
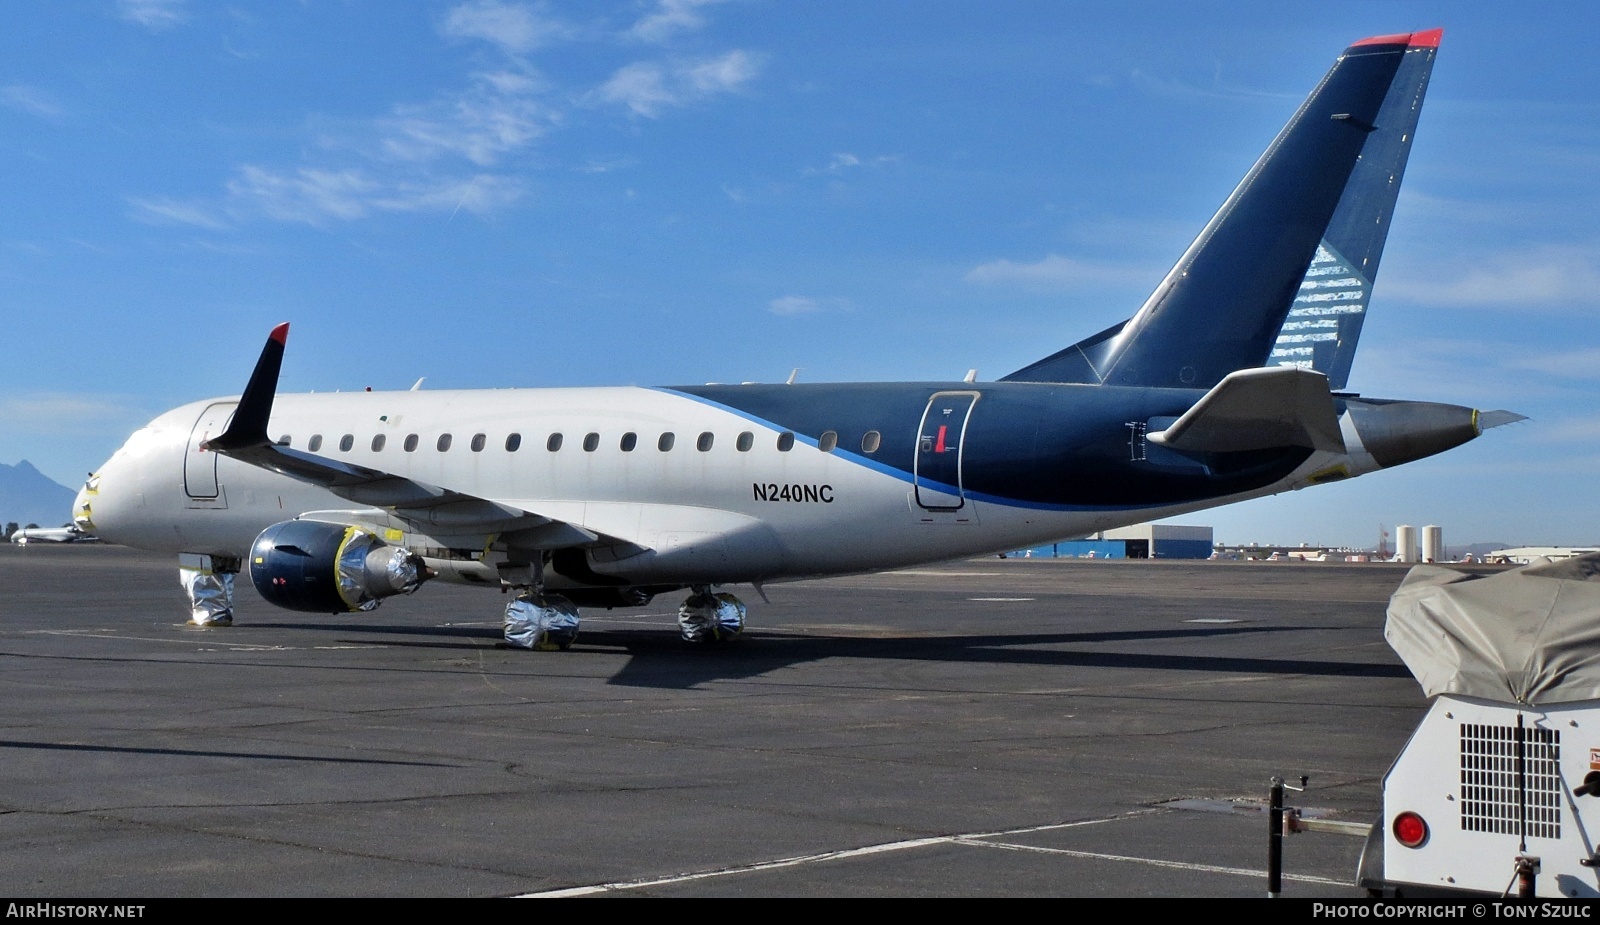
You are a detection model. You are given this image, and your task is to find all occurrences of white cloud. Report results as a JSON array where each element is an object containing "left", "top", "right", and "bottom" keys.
[
  {"left": 803, "top": 152, "right": 903, "bottom": 176},
  {"left": 964, "top": 254, "right": 1150, "bottom": 291},
  {"left": 0, "top": 85, "right": 62, "bottom": 119},
  {"left": 1504, "top": 348, "right": 1600, "bottom": 380},
  {"left": 0, "top": 393, "right": 147, "bottom": 435},
  {"left": 628, "top": 0, "right": 732, "bottom": 43},
  {"left": 1532, "top": 415, "right": 1600, "bottom": 444},
  {"left": 226, "top": 166, "right": 523, "bottom": 225},
  {"left": 1382, "top": 244, "right": 1600, "bottom": 310},
  {"left": 378, "top": 70, "right": 553, "bottom": 166},
  {"left": 769, "top": 295, "right": 848, "bottom": 317},
  {"left": 227, "top": 167, "right": 380, "bottom": 224},
  {"left": 596, "top": 50, "right": 759, "bottom": 116},
  {"left": 373, "top": 174, "right": 526, "bottom": 217},
  {"left": 440, "top": 1, "right": 570, "bottom": 54},
  {"left": 126, "top": 197, "right": 230, "bottom": 230},
  {"left": 130, "top": 8, "right": 760, "bottom": 229},
  {"left": 117, "top": 0, "right": 187, "bottom": 31}
]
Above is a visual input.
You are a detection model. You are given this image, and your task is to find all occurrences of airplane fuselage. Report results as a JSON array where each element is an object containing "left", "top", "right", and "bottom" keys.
[{"left": 83, "top": 380, "right": 1357, "bottom": 592}]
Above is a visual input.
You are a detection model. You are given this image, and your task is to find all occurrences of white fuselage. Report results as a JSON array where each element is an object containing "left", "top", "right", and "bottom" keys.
[{"left": 81, "top": 385, "right": 1357, "bottom": 591}]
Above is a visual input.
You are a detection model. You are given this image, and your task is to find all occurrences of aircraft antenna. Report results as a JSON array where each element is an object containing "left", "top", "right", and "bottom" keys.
[
  {"left": 787, "top": 368, "right": 801, "bottom": 385},
  {"left": 410, "top": 377, "right": 426, "bottom": 391}
]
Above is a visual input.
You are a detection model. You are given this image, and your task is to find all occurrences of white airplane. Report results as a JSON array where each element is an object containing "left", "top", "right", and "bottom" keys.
[
  {"left": 11, "top": 524, "right": 98, "bottom": 545},
  {"left": 75, "top": 29, "right": 1520, "bottom": 644}
]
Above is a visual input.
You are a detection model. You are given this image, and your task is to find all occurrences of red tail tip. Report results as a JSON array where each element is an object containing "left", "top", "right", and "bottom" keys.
[
  {"left": 269, "top": 322, "right": 290, "bottom": 345},
  {"left": 1408, "top": 28, "right": 1443, "bottom": 48},
  {"left": 1352, "top": 31, "right": 1412, "bottom": 48},
  {"left": 1352, "top": 28, "right": 1443, "bottom": 49}
]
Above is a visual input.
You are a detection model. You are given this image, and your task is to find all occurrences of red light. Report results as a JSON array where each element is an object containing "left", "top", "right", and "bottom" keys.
[{"left": 1393, "top": 811, "right": 1429, "bottom": 848}]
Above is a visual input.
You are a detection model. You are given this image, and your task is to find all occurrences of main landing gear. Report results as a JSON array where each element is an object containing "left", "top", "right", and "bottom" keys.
[
  {"left": 499, "top": 562, "right": 747, "bottom": 650},
  {"left": 677, "top": 587, "right": 747, "bottom": 643}
]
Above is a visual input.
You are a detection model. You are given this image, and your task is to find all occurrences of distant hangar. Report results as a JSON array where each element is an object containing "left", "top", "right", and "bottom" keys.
[{"left": 1009, "top": 524, "right": 1214, "bottom": 560}]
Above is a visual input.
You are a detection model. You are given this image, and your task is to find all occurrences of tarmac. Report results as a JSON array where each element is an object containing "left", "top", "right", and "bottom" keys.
[{"left": 0, "top": 543, "right": 1471, "bottom": 897}]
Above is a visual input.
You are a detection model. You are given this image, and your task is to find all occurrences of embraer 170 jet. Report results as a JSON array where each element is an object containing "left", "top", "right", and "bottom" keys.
[{"left": 75, "top": 29, "right": 1520, "bottom": 646}]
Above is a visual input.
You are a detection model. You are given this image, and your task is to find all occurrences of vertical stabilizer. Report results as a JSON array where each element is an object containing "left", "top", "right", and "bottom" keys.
[
  {"left": 1004, "top": 31, "right": 1441, "bottom": 389},
  {"left": 1267, "top": 30, "right": 1440, "bottom": 389}
]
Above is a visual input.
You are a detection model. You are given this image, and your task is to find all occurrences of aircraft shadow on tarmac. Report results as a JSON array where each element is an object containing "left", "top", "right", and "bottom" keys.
[{"left": 253, "top": 621, "right": 1410, "bottom": 690}]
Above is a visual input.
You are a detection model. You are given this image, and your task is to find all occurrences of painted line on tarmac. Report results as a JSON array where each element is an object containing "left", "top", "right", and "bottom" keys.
[
  {"left": 517, "top": 810, "right": 1161, "bottom": 897},
  {"left": 25, "top": 629, "right": 385, "bottom": 653},
  {"left": 953, "top": 837, "right": 1348, "bottom": 885}
]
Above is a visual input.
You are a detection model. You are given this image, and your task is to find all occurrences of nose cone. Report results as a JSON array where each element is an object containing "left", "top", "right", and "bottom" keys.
[{"left": 72, "top": 476, "right": 98, "bottom": 532}]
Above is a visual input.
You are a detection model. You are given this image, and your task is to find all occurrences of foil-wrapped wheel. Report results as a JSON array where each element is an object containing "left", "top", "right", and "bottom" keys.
[
  {"left": 505, "top": 592, "right": 581, "bottom": 650},
  {"left": 678, "top": 591, "right": 746, "bottom": 643}
]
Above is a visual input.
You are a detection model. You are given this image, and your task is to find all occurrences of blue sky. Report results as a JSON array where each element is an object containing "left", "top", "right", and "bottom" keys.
[{"left": 2, "top": 1, "right": 1595, "bottom": 548}]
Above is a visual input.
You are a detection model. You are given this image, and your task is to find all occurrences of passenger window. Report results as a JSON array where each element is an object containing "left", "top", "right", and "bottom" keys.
[
  {"left": 583, "top": 432, "right": 600, "bottom": 452},
  {"left": 471, "top": 433, "right": 486, "bottom": 452},
  {"left": 276, "top": 435, "right": 291, "bottom": 446},
  {"left": 308, "top": 435, "right": 323, "bottom": 452},
  {"left": 505, "top": 433, "right": 522, "bottom": 452},
  {"left": 819, "top": 431, "right": 838, "bottom": 453},
  {"left": 339, "top": 434, "right": 354, "bottom": 452},
  {"left": 404, "top": 434, "right": 419, "bottom": 452},
  {"left": 697, "top": 432, "right": 714, "bottom": 452},
  {"left": 371, "top": 434, "right": 386, "bottom": 452},
  {"left": 862, "top": 431, "right": 881, "bottom": 453},
  {"left": 658, "top": 432, "right": 675, "bottom": 452},
  {"left": 547, "top": 433, "right": 563, "bottom": 452},
  {"left": 620, "top": 432, "right": 637, "bottom": 452},
  {"left": 736, "top": 432, "right": 754, "bottom": 452},
  {"left": 777, "top": 432, "right": 794, "bottom": 452},
  {"left": 437, "top": 434, "right": 452, "bottom": 452}
]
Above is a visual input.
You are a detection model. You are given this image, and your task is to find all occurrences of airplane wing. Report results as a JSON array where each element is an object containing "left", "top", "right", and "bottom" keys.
[{"left": 202, "top": 324, "right": 619, "bottom": 548}]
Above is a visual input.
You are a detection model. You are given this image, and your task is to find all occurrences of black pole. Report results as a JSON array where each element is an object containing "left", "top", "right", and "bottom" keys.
[{"left": 1269, "top": 776, "right": 1284, "bottom": 898}]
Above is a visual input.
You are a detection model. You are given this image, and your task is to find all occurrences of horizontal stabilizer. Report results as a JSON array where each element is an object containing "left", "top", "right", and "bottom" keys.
[{"left": 1148, "top": 366, "right": 1344, "bottom": 454}]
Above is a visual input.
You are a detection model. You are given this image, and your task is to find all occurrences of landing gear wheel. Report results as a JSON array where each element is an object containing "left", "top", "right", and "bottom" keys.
[
  {"left": 504, "top": 592, "right": 580, "bottom": 650},
  {"left": 678, "top": 590, "right": 746, "bottom": 644}
]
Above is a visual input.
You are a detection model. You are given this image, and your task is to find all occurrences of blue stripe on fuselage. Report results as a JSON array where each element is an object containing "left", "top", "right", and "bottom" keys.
[{"left": 660, "top": 382, "right": 1311, "bottom": 511}]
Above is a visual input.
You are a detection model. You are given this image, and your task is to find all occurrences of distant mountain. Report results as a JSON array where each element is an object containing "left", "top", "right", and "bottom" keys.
[{"left": 0, "top": 461, "right": 77, "bottom": 528}]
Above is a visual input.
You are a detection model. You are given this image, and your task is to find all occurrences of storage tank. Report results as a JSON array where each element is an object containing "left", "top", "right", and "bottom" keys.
[
  {"left": 1422, "top": 525, "right": 1443, "bottom": 563},
  {"left": 1396, "top": 524, "right": 1418, "bottom": 563}
]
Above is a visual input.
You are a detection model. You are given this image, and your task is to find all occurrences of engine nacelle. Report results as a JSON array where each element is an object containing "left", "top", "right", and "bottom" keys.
[{"left": 249, "top": 520, "right": 428, "bottom": 614}]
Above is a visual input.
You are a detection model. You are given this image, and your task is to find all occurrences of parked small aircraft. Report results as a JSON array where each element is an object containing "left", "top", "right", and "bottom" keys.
[
  {"left": 11, "top": 524, "right": 98, "bottom": 545},
  {"left": 76, "top": 29, "right": 1520, "bottom": 644}
]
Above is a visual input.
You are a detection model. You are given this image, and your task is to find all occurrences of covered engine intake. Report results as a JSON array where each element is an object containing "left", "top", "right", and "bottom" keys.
[{"left": 249, "top": 520, "right": 428, "bottom": 613}]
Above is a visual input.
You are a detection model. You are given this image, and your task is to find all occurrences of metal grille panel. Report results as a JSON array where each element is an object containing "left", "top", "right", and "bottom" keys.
[{"left": 1459, "top": 723, "right": 1561, "bottom": 839}]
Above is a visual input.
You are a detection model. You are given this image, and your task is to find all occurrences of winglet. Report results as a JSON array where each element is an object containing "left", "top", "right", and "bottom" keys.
[{"left": 204, "top": 323, "right": 289, "bottom": 452}]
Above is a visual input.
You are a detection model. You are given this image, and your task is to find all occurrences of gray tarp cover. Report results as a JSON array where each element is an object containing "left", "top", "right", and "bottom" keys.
[{"left": 1385, "top": 552, "right": 1600, "bottom": 705}]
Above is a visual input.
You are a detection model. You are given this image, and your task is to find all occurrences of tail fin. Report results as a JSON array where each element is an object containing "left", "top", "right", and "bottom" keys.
[
  {"left": 1267, "top": 29, "right": 1441, "bottom": 389},
  {"left": 1003, "top": 30, "right": 1442, "bottom": 389}
]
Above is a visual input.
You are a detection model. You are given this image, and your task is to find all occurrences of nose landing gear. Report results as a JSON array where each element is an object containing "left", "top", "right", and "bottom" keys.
[{"left": 179, "top": 553, "right": 240, "bottom": 627}]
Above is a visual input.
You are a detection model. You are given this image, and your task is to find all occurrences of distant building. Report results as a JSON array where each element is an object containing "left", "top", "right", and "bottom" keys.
[
  {"left": 1484, "top": 547, "right": 1600, "bottom": 565},
  {"left": 1008, "top": 523, "right": 1213, "bottom": 560}
]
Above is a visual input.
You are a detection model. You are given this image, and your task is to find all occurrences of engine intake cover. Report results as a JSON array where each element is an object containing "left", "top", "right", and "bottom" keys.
[{"left": 249, "top": 520, "right": 425, "bottom": 613}]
